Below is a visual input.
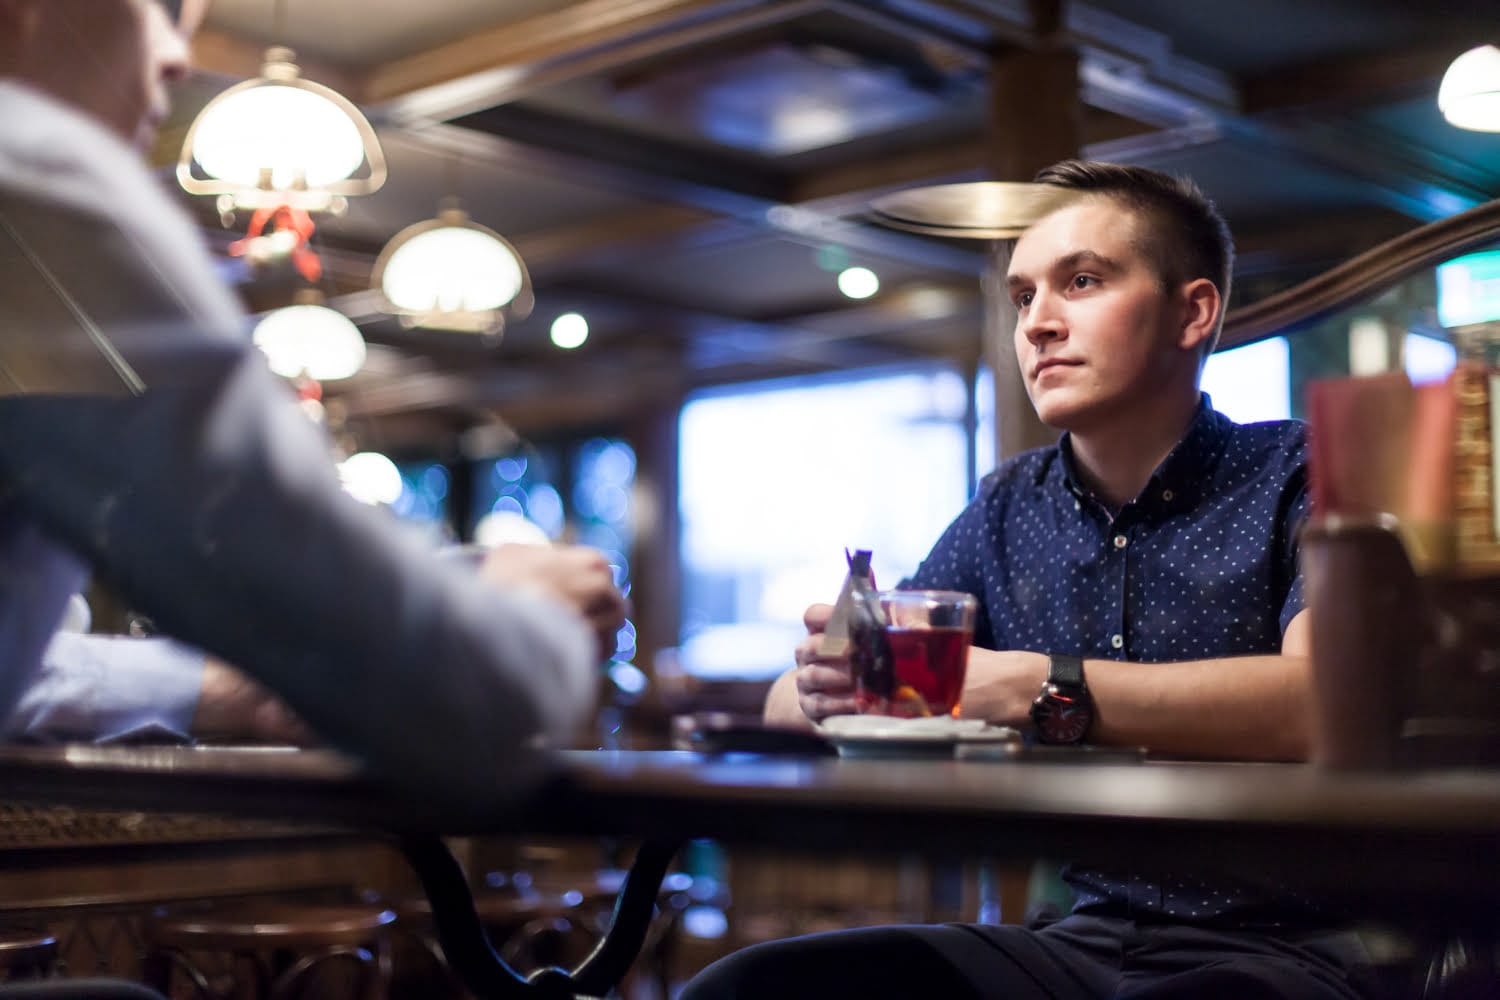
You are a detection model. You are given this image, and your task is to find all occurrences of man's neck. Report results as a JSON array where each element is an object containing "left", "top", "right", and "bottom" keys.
[{"left": 1066, "top": 389, "right": 1202, "bottom": 511}]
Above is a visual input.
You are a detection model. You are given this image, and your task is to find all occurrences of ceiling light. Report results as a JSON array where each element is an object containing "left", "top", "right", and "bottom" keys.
[
  {"left": 1439, "top": 44, "right": 1500, "bottom": 132},
  {"left": 252, "top": 289, "right": 367, "bottom": 381},
  {"left": 838, "top": 266, "right": 880, "bottom": 299},
  {"left": 338, "top": 451, "right": 404, "bottom": 506},
  {"left": 178, "top": 47, "right": 386, "bottom": 215},
  {"left": 551, "top": 312, "right": 589, "bottom": 349},
  {"left": 372, "top": 201, "right": 533, "bottom": 338}
]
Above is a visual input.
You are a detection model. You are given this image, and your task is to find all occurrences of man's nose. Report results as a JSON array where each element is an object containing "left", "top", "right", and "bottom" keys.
[
  {"left": 1019, "top": 290, "right": 1065, "bottom": 345},
  {"left": 160, "top": 37, "right": 191, "bottom": 83},
  {"left": 152, "top": 5, "right": 194, "bottom": 83}
]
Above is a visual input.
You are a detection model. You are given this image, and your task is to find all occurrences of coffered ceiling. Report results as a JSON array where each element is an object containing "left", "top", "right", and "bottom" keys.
[{"left": 160, "top": 0, "right": 1500, "bottom": 454}]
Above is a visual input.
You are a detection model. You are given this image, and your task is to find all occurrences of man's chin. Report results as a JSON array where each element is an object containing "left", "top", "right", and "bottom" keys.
[{"left": 1033, "top": 394, "right": 1086, "bottom": 431}]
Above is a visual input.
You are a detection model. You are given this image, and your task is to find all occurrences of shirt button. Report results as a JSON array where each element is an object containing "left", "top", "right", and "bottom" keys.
[
  {"left": 1113, "top": 534, "right": 1127, "bottom": 549},
  {"left": 1110, "top": 633, "right": 1124, "bottom": 649},
  {"left": 1162, "top": 489, "right": 1174, "bottom": 502}
]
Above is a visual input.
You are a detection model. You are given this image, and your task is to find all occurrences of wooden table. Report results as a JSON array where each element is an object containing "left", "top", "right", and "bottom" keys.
[{"left": 4, "top": 745, "right": 1500, "bottom": 995}]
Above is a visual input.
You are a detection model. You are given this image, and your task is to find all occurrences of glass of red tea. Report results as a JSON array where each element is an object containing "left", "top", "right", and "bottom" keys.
[{"left": 852, "top": 589, "right": 977, "bottom": 718}]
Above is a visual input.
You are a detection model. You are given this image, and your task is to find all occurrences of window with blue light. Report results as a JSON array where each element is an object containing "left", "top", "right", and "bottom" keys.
[
  {"left": 469, "top": 438, "right": 637, "bottom": 668},
  {"left": 1437, "top": 250, "right": 1500, "bottom": 329},
  {"left": 678, "top": 366, "right": 971, "bottom": 679},
  {"left": 574, "top": 438, "right": 638, "bottom": 666},
  {"left": 470, "top": 447, "right": 566, "bottom": 546},
  {"left": 1201, "top": 336, "right": 1292, "bottom": 423},
  {"left": 1405, "top": 332, "right": 1458, "bottom": 384},
  {"left": 391, "top": 461, "right": 452, "bottom": 542}
]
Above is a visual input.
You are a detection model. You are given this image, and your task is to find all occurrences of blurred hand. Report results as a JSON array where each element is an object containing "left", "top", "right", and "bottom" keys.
[
  {"left": 192, "top": 657, "right": 313, "bottom": 744},
  {"left": 479, "top": 543, "right": 627, "bottom": 662},
  {"left": 792, "top": 602, "right": 857, "bottom": 722}
]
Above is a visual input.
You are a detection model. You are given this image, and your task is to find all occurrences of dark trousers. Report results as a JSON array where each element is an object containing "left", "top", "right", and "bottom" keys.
[{"left": 679, "top": 914, "right": 1380, "bottom": 999}]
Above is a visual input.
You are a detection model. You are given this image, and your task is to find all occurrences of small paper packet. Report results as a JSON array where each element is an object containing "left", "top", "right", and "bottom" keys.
[{"left": 819, "top": 548, "right": 873, "bottom": 656}]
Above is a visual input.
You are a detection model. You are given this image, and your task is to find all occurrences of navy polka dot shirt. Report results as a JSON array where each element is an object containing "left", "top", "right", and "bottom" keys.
[{"left": 906, "top": 395, "right": 1321, "bottom": 927}]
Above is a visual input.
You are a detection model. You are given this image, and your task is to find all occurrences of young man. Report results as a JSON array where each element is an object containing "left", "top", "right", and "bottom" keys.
[
  {"left": 705, "top": 161, "right": 1377, "bottom": 998},
  {"left": 0, "top": 0, "right": 625, "bottom": 807}
]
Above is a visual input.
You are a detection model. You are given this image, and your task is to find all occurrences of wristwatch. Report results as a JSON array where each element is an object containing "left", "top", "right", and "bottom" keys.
[{"left": 1029, "top": 653, "right": 1094, "bottom": 745}]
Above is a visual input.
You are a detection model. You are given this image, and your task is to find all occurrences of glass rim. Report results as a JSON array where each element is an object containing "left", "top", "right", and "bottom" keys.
[{"left": 878, "top": 588, "right": 977, "bottom": 607}]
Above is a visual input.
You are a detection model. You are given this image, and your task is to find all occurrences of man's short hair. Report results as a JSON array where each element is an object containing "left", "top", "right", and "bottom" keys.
[{"left": 1034, "top": 159, "right": 1235, "bottom": 354}]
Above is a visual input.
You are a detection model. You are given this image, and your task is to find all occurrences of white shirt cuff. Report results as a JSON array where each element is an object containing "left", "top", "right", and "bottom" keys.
[{"left": 6, "top": 632, "right": 204, "bottom": 743}]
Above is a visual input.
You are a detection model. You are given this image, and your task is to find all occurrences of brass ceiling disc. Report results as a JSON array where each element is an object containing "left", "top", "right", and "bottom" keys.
[{"left": 869, "top": 181, "right": 1079, "bottom": 240}]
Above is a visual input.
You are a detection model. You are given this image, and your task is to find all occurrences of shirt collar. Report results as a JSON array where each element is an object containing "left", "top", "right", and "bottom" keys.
[{"left": 1046, "top": 393, "right": 1229, "bottom": 507}]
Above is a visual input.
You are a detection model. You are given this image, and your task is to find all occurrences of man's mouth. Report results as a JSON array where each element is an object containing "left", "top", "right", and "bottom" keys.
[{"left": 1032, "top": 358, "right": 1080, "bottom": 379}]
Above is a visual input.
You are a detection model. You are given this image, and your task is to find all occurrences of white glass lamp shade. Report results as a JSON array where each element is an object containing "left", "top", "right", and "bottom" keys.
[
  {"left": 192, "top": 87, "right": 365, "bottom": 189},
  {"left": 178, "top": 48, "right": 386, "bottom": 210},
  {"left": 338, "top": 451, "right": 403, "bottom": 506},
  {"left": 253, "top": 302, "right": 367, "bottom": 381},
  {"left": 1439, "top": 44, "right": 1500, "bottom": 132},
  {"left": 373, "top": 209, "right": 532, "bottom": 335}
]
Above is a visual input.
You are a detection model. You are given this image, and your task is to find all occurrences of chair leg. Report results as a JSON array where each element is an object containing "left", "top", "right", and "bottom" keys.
[
  {"left": 267, "top": 944, "right": 388, "bottom": 1000},
  {"left": 142, "top": 948, "right": 216, "bottom": 1000}
]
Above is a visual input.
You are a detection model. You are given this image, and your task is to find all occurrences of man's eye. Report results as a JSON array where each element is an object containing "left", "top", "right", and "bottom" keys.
[
  {"left": 1015, "top": 291, "right": 1033, "bottom": 308},
  {"left": 1072, "top": 274, "right": 1096, "bottom": 290}
]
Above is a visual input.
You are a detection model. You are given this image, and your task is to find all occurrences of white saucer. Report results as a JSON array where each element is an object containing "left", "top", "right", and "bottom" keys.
[{"left": 816, "top": 715, "right": 1021, "bottom": 759}]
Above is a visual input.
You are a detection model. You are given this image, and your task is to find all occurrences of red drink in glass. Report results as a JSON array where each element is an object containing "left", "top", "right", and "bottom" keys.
[
  {"left": 851, "top": 589, "right": 976, "bottom": 718},
  {"left": 880, "top": 625, "right": 970, "bottom": 717}
]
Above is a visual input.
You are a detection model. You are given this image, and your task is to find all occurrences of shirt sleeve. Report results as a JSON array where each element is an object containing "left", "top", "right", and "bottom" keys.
[
  {"left": 902, "top": 479, "right": 998, "bottom": 649},
  {"left": 1279, "top": 474, "right": 1312, "bottom": 635},
  {"left": 4, "top": 632, "right": 203, "bottom": 743},
  {"left": 0, "top": 354, "right": 599, "bottom": 811},
  {"left": 0, "top": 497, "right": 91, "bottom": 726}
]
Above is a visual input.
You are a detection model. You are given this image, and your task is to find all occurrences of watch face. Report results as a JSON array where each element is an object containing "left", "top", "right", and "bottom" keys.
[{"left": 1031, "top": 686, "right": 1092, "bottom": 744}]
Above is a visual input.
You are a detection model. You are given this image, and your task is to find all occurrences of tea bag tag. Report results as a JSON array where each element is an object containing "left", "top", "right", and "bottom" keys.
[{"left": 819, "top": 548, "right": 872, "bottom": 656}]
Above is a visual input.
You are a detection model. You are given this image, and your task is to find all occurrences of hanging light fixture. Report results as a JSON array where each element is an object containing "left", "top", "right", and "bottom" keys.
[
  {"left": 177, "top": 45, "right": 386, "bottom": 217},
  {"left": 371, "top": 198, "right": 533, "bottom": 339},
  {"left": 1439, "top": 44, "right": 1500, "bottom": 132},
  {"left": 337, "top": 451, "right": 404, "bottom": 506},
  {"left": 252, "top": 288, "right": 367, "bottom": 382}
]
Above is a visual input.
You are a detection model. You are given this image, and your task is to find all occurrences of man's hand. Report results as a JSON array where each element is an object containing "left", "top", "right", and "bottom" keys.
[
  {"left": 765, "top": 602, "right": 859, "bottom": 726},
  {"left": 479, "top": 543, "right": 627, "bottom": 662},
  {"left": 192, "top": 657, "right": 313, "bottom": 744}
]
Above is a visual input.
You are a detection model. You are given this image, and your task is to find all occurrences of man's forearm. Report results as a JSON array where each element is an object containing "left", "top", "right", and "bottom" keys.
[{"left": 961, "top": 648, "right": 1313, "bottom": 761}]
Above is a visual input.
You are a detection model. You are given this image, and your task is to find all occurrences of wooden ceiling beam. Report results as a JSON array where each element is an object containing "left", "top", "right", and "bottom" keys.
[
  {"left": 438, "top": 114, "right": 988, "bottom": 275},
  {"left": 363, "top": 0, "right": 822, "bottom": 123},
  {"left": 189, "top": 28, "right": 364, "bottom": 97},
  {"left": 515, "top": 205, "right": 723, "bottom": 278},
  {"left": 1241, "top": 44, "right": 1457, "bottom": 117},
  {"left": 1231, "top": 209, "right": 1419, "bottom": 278}
]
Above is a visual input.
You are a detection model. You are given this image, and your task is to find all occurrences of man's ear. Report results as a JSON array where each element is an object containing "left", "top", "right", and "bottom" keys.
[{"left": 1176, "top": 278, "right": 1221, "bottom": 354}]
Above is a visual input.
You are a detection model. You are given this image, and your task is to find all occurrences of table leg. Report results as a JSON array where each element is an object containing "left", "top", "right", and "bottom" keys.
[
  {"left": 399, "top": 834, "right": 682, "bottom": 1000},
  {"left": 568, "top": 839, "right": 682, "bottom": 998}
]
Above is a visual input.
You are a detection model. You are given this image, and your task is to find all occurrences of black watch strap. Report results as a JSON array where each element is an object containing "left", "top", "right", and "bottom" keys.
[{"left": 1048, "top": 653, "right": 1085, "bottom": 688}]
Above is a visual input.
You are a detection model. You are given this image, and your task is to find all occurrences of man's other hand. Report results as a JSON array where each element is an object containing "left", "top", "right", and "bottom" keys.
[
  {"left": 192, "top": 657, "right": 313, "bottom": 744},
  {"left": 479, "top": 543, "right": 627, "bottom": 662}
]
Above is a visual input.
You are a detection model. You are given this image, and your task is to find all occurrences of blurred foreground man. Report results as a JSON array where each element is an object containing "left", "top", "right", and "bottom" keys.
[
  {"left": 695, "top": 161, "right": 1381, "bottom": 998},
  {"left": 0, "top": 0, "right": 625, "bottom": 807}
]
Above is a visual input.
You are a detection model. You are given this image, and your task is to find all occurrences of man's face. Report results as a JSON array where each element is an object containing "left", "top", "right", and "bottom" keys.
[
  {"left": 13, "top": 0, "right": 205, "bottom": 149},
  {"left": 1006, "top": 197, "right": 1187, "bottom": 433}
]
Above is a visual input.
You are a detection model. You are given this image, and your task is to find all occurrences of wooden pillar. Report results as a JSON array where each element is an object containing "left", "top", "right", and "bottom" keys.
[
  {"left": 626, "top": 394, "right": 682, "bottom": 706},
  {"left": 983, "top": 42, "right": 1082, "bottom": 460}
]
